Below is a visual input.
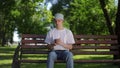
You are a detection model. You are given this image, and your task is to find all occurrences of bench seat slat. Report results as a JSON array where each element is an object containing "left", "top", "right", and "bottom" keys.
[
  {"left": 21, "top": 50, "right": 119, "bottom": 55},
  {"left": 72, "top": 51, "right": 119, "bottom": 55},
  {"left": 18, "top": 59, "right": 120, "bottom": 63},
  {"left": 21, "top": 40, "right": 118, "bottom": 44},
  {"left": 21, "top": 45, "right": 119, "bottom": 49},
  {"left": 73, "top": 46, "right": 118, "bottom": 49}
]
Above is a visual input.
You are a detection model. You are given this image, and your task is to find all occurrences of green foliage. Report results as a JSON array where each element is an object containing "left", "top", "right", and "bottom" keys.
[
  {"left": 66, "top": 0, "right": 117, "bottom": 35},
  {"left": 67, "top": 0, "right": 103, "bottom": 34},
  {"left": 0, "top": 0, "right": 53, "bottom": 46},
  {"left": 50, "top": 0, "right": 117, "bottom": 35},
  {"left": 63, "top": 20, "right": 70, "bottom": 29},
  {"left": 14, "top": 0, "right": 53, "bottom": 34},
  {"left": 106, "top": 0, "right": 117, "bottom": 28},
  {"left": 0, "top": 0, "right": 118, "bottom": 46},
  {"left": 51, "top": 0, "right": 72, "bottom": 15},
  {"left": 0, "top": 0, "right": 16, "bottom": 46}
]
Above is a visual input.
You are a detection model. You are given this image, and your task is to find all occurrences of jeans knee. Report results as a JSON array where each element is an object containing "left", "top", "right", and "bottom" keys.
[
  {"left": 68, "top": 52, "right": 73, "bottom": 58},
  {"left": 48, "top": 51, "right": 57, "bottom": 59},
  {"left": 65, "top": 51, "right": 73, "bottom": 59}
]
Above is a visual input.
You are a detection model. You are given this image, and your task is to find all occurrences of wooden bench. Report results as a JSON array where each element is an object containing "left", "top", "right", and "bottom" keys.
[{"left": 12, "top": 34, "right": 120, "bottom": 68}]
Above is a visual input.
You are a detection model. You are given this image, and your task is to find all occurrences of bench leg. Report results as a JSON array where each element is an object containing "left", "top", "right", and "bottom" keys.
[{"left": 12, "top": 61, "right": 20, "bottom": 68}]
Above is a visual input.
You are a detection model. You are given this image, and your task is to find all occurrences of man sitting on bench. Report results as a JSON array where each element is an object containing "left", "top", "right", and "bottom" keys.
[{"left": 45, "top": 13, "right": 75, "bottom": 68}]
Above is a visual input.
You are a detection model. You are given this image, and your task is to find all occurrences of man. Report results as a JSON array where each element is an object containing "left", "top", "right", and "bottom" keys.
[{"left": 45, "top": 13, "right": 75, "bottom": 68}]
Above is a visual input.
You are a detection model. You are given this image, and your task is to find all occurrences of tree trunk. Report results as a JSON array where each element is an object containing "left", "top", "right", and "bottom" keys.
[
  {"left": 1, "top": 37, "right": 6, "bottom": 46},
  {"left": 115, "top": 0, "right": 120, "bottom": 59},
  {"left": 1, "top": 32, "right": 6, "bottom": 46},
  {"left": 115, "top": 0, "right": 120, "bottom": 42},
  {"left": 99, "top": 0, "right": 115, "bottom": 35}
]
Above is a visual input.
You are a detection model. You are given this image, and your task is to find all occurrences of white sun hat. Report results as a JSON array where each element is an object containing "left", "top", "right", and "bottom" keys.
[{"left": 54, "top": 13, "right": 64, "bottom": 20}]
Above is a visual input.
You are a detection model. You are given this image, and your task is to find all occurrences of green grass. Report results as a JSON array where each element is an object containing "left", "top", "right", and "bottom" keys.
[
  {"left": 0, "top": 45, "right": 119, "bottom": 68},
  {"left": 0, "top": 45, "right": 16, "bottom": 68}
]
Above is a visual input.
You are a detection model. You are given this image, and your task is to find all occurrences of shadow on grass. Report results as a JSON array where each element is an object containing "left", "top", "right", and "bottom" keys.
[
  {"left": 75, "top": 63, "right": 118, "bottom": 68},
  {"left": 20, "top": 63, "right": 118, "bottom": 68},
  {"left": 0, "top": 46, "right": 16, "bottom": 54},
  {"left": 0, "top": 54, "right": 13, "bottom": 60},
  {"left": 0, "top": 64, "right": 12, "bottom": 68},
  {"left": 0, "top": 46, "right": 16, "bottom": 61},
  {"left": 0, "top": 46, "right": 119, "bottom": 68}
]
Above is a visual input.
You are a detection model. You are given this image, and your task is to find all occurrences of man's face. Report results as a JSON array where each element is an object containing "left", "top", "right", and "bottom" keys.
[{"left": 54, "top": 19, "right": 63, "bottom": 26}]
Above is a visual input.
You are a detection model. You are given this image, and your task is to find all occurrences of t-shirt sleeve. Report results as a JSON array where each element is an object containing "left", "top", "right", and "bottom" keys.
[
  {"left": 66, "top": 30, "right": 75, "bottom": 44},
  {"left": 45, "top": 31, "right": 53, "bottom": 44}
]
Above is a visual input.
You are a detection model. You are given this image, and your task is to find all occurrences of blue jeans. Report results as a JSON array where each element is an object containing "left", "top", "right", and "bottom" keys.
[{"left": 47, "top": 50, "right": 74, "bottom": 68}]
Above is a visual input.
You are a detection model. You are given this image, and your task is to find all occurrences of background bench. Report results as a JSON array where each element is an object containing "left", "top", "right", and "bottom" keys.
[{"left": 12, "top": 34, "right": 120, "bottom": 68}]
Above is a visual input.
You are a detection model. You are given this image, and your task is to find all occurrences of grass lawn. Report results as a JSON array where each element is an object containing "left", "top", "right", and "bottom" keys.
[{"left": 0, "top": 45, "right": 119, "bottom": 68}]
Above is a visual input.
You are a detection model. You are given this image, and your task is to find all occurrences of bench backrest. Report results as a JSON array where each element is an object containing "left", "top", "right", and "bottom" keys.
[
  {"left": 73, "top": 35, "right": 118, "bottom": 55},
  {"left": 20, "top": 34, "right": 119, "bottom": 56}
]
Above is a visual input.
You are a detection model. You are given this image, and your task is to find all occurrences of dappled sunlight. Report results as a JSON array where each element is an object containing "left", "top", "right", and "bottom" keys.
[
  {"left": 0, "top": 64, "right": 12, "bottom": 68},
  {"left": 0, "top": 46, "right": 118, "bottom": 68},
  {"left": 73, "top": 55, "right": 113, "bottom": 60},
  {"left": 0, "top": 46, "right": 16, "bottom": 68},
  {"left": 22, "top": 54, "right": 47, "bottom": 60},
  {"left": 0, "top": 60, "right": 12, "bottom": 65}
]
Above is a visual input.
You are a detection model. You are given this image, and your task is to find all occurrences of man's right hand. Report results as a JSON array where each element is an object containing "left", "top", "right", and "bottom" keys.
[{"left": 47, "top": 44, "right": 55, "bottom": 50}]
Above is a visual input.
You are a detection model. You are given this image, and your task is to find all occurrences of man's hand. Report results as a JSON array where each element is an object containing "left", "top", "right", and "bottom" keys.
[
  {"left": 55, "top": 38, "right": 73, "bottom": 50},
  {"left": 47, "top": 44, "right": 56, "bottom": 50},
  {"left": 55, "top": 38, "right": 65, "bottom": 46}
]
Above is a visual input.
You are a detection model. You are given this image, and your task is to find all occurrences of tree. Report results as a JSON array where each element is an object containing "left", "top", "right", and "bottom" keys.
[
  {"left": 0, "top": 0, "right": 16, "bottom": 46},
  {"left": 15, "top": 0, "right": 52, "bottom": 35},
  {"left": 99, "top": 0, "right": 115, "bottom": 35},
  {"left": 67, "top": 0, "right": 109, "bottom": 35},
  {"left": 49, "top": 0, "right": 117, "bottom": 35},
  {"left": 0, "top": 0, "right": 53, "bottom": 46},
  {"left": 50, "top": 0, "right": 72, "bottom": 15},
  {"left": 115, "top": 0, "right": 120, "bottom": 43}
]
